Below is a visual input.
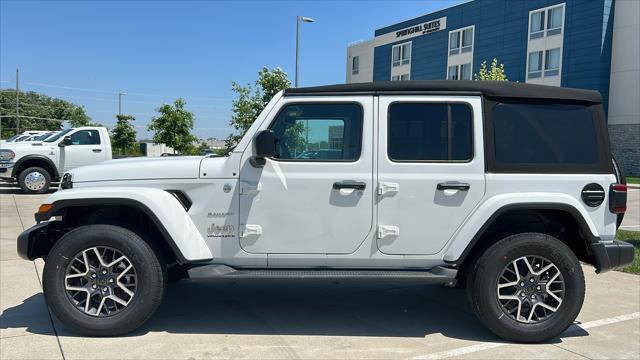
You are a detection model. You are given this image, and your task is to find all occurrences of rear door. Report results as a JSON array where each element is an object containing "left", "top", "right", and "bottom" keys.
[{"left": 376, "top": 96, "right": 485, "bottom": 255}]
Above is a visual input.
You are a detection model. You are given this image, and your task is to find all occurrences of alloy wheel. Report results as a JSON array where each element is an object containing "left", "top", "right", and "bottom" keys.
[
  {"left": 64, "top": 246, "right": 137, "bottom": 317},
  {"left": 496, "top": 255, "right": 565, "bottom": 323}
]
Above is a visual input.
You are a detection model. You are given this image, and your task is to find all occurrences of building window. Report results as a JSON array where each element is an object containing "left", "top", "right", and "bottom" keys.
[
  {"left": 448, "top": 65, "right": 458, "bottom": 80},
  {"left": 449, "top": 26, "right": 474, "bottom": 55},
  {"left": 530, "top": 3, "right": 564, "bottom": 39},
  {"left": 352, "top": 56, "right": 359, "bottom": 75},
  {"left": 391, "top": 74, "right": 410, "bottom": 81},
  {"left": 544, "top": 48, "right": 561, "bottom": 76},
  {"left": 528, "top": 51, "right": 543, "bottom": 79},
  {"left": 528, "top": 48, "right": 560, "bottom": 80},
  {"left": 546, "top": 6, "right": 563, "bottom": 36},
  {"left": 448, "top": 63, "right": 471, "bottom": 80},
  {"left": 449, "top": 32, "right": 460, "bottom": 55},
  {"left": 460, "top": 63, "right": 472, "bottom": 80},
  {"left": 461, "top": 28, "right": 473, "bottom": 53},
  {"left": 530, "top": 10, "right": 545, "bottom": 39},
  {"left": 392, "top": 42, "right": 411, "bottom": 67}
]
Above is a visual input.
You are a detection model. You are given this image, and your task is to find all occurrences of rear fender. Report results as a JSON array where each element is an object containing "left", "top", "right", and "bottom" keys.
[{"left": 443, "top": 193, "right": 602, "bottom": 263}]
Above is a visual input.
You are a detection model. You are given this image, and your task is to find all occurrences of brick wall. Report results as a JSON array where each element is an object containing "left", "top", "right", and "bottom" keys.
[{"left": 609, "top": 124, "right": 640, "bottom": 176}]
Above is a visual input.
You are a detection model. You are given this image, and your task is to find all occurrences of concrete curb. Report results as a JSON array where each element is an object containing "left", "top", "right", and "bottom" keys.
[{"left": 627, "top": 184, "right": 640, "bottom": 189}]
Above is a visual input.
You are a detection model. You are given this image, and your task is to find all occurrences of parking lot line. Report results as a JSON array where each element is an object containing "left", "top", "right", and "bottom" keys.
[{"left": 412, "top": 312, "right": 640, "bottom": 360}]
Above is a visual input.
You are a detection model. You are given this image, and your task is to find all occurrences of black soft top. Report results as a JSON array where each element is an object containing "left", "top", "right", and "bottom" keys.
[{"left": 284, "top": 80, "right": 602, "bottom": 104}]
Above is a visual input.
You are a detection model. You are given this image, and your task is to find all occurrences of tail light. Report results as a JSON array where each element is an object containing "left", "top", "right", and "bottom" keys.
[{"left": 609, "top": 183, "right": 627, "bottom": 214}]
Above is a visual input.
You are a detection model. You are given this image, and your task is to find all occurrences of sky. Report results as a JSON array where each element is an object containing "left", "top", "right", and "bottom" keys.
[{"left": 1, "top": 0, "right": 463, "bottom": 140}]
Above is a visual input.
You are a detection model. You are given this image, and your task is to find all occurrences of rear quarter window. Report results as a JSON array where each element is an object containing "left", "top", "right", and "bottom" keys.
[
  {"left": 487, "top": 100, "right": 611, "bottom": 173},
  {"left": 494, "top": 103, "right": 597, "bottom": 164}
]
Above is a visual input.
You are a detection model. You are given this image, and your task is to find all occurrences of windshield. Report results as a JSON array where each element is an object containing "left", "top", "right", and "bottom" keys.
[
  {"left": 44, "top": 128, "right": 73, "bottom": 143},
  {"left": 6, "top": 134, "right": 21, "bottom": 142},
  {"left": 34, "top": 132, "right": 56, "bottom": 141}
]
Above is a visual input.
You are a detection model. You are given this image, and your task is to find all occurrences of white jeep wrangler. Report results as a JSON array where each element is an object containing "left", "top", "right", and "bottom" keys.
[{"left": 18, "top": 81, "right": 633, "bottom": 342}]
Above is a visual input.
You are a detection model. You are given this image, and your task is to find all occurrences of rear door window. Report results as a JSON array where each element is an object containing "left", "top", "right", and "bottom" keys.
[{"left": 387, "top": 102, "right": 473, "bottom": 162}]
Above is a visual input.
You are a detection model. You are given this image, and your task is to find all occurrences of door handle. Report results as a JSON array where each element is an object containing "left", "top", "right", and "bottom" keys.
[
  {"left": 92, "top": 149, "right": 102, "bottom": 153},
  {"left": 333, "top": 181, "right": 366, "bottom": 190},
  {"left": 437, "top": 182, "right": 470, "bottom": 191}
]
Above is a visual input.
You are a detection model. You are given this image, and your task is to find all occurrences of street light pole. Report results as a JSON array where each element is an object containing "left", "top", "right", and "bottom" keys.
[
  {"left": 118, "top": 92, "right": 126, "bottom": 115},
  {"left": 295, "top": 16, "right": 315, "bottom": 88},
  {"left": 15, "top": 69, "right": 19, "bottom": 135}
]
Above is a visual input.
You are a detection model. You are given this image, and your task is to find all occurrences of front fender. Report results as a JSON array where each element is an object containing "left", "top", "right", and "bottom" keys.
[
  {"left": 34, "top": 187, "right": 213, "bottom": 263},
  {"left": 442, "top": 192, "right": 602, "bottom": 263}
]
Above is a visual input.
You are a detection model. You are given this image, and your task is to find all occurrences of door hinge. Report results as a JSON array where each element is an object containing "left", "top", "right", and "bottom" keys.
[
  {"left": 377, "top": 225, "right": 400, "bottom": 239},
  {"left": 241, "top": 224, "right": 262, "bottom": 238},
  {"left": 378, "top": 182, "right": 400, "bottom": 196},
  {"left": 240, "top": 181, "right": 261, "bottom": 195}
]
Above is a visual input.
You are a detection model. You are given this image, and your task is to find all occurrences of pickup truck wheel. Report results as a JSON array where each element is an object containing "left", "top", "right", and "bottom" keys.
[
  {"left": 43, "top": 224, "right": 166, "bottom": 336},
  {"left": 467, "top": 233, "right": 585, "bottom": 343},
  {"left": 18, "top": 166, "right": 51, "bottom": 194}
]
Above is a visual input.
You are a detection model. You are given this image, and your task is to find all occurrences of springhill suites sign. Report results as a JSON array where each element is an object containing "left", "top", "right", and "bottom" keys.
[
  {"left": 374, "top": 17, "right": 447, "bottom": 47},
  {"left": 395, "top": 18, "right": 443, "bottom": 38}
]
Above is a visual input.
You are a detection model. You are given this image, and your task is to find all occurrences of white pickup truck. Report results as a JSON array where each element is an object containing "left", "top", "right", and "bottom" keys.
[{"left": 0, "top": 127, "right": 111, "bottom": 193}]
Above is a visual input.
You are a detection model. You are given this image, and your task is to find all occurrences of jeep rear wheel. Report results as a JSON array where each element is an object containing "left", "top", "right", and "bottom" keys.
[
  {"left": 18, "top": 166, "right": 51, "bottom": 194},
  {"left": 467, "top": 233, "right": 585, "bottom": 343},
  {"left": 43, "top": 225, "right": 166, "bottom": 336}
]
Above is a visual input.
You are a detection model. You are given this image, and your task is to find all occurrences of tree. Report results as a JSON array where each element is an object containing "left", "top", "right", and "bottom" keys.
[
  {"left": 111, "top": 114, "right": 138, "bottom": 155},
  {"left": 474, "top": 58, "right": 508, "bottom": 81},
  {"left": 0, "top": 89, "right": 93, "bottom": 138},
  {"left": 196, "top": 141, "right": 211, "bottom": 154},
  {"left": 226, "top": 67, "right": 291, "bottom": 147},
  {"left": 147, "top": 98, "right": 197, "bottom": 154}
]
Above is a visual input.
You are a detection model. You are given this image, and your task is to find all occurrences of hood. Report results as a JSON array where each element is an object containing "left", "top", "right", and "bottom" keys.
[
  {"left": 70, "top": 156, "right": 204, "bottom": 183},
  {"left": 1, "top": 141, "right": 56, "bottom": 158}
]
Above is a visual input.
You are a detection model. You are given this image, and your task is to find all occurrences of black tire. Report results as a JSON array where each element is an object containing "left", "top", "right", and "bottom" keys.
[
  {"left": 467, "top": 233, "right": 585, "bottom": 343},
  {"left": 18, "top": 166, "right": 51, "bottom": 194},
  {"left": 43, "top": 224, "right": 166, "bottom": 336}
]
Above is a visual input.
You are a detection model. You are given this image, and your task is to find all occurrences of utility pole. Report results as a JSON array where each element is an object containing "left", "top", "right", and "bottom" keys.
[{"left": 15, "top": 68, "right": 19, "bottom": 135}]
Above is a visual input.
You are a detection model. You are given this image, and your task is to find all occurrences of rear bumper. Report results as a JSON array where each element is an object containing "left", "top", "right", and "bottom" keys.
[{"left": 590, "top": 240, "right": 635, "bottom": 273}]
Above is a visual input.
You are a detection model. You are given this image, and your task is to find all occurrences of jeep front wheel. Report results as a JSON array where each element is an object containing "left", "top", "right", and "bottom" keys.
[
  {"left": 18, "top": 166, "right": 51, "bottom": 194},
  {"left": 43, "top": 224, "right": 166, "bottom": 336},
  {"left": 467, "top": 233, "right": 585, "bottom": 343}
]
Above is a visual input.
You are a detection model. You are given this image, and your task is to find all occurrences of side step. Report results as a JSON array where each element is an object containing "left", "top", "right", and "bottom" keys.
[{"left": 187, "top": 265, "right": 457, "bottom": 285}]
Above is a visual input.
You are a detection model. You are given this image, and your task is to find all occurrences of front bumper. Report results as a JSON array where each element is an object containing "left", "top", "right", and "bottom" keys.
[
  {"left": 17, "top": 221, "right": 65, "bottom": 260},
  {"left": 590, "top": 240, "right": 635, "bottom": 273},
  {"left": 0, "top": 161, "right": 15, "bottom": 179}
]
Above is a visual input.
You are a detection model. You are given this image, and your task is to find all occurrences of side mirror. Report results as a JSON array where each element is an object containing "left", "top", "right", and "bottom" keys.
[
  {"left": 58, "top": 136, "right": 72, "bottom": 148},
  {"left": 251, "top": 130, "right": 276, "bottom": 167}
]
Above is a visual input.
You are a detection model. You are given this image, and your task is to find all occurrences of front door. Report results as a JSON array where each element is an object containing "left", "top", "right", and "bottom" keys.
[
  {"left": 62, "top": 129, "right": 107, "bottom": 172},
  {"left": 376, "top": 96, "right": 486, "bottom": 255},
  {"left": 239, "top": 97, "right": 374, "bottom": 254}
]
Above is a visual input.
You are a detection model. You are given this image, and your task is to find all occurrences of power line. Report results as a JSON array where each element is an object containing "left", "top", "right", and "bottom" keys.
[
  {"left": 25, "top": 81, "right": 231, "bottom": 102},
  {"left": 0, "top": 115, "right": 233, "bottom": 131},
  {"left": 0, "top": 115, "right": 68, "bottom": 122}
]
